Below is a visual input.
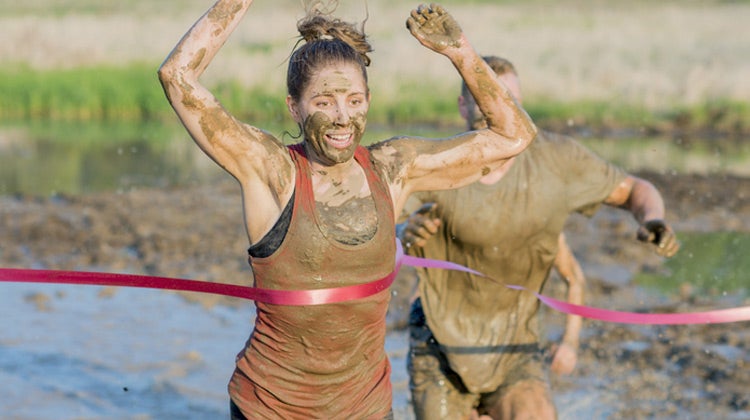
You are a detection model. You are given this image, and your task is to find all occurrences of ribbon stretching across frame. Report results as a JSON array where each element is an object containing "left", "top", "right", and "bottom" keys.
[{"left": 1, "top": 241, "right": 749, "bottom": 325}]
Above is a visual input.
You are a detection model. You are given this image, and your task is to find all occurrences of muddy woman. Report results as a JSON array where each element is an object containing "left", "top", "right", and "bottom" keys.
[{"left": 158, "top": 0, "right": 536, "bottom": 417}]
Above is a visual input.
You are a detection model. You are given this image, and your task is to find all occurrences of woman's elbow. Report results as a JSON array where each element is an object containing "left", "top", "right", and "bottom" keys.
[
  {"left": 518, "top": 119, "right": 538, "bottom": 147},
  {"left": 491, "top": 118, "right": 537, "bottom": 153},
  {"left": 157, "top": 62, "right": 177, "bottom": 87},
  {"left": 156, "top": 64, "right": 195, "bottom": 104},
  {"left": 507, "top": 122, "right": 537, "bottom": 156}
]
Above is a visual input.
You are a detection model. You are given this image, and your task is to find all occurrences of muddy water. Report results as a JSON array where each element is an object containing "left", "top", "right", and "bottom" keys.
[
  {"left": 1, "top": 122, "right": 749, "bottom": 419},
  {"left": 2, "top": 122, "right": 749, "bottom": 196}
]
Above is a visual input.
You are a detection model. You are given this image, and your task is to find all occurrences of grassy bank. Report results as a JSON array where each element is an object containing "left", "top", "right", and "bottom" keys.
[
  {"left": 0, "top": 64, "right": 461, "bottom": 126},
  {"left": 0, "top": 64, "right": 166, "bottom": 121},
  {"left": 2, "top": 65, "right": 748, "bottom": 137}
]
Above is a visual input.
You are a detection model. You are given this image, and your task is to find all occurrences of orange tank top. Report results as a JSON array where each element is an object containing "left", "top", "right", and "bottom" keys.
[{"left": 229, "top": 144, "right": 395, "bottom": 419}]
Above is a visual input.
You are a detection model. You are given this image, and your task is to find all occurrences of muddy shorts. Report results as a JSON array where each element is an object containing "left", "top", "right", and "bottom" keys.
[{"left": 407, "top": 298, "right": 548, "bottom": 418}]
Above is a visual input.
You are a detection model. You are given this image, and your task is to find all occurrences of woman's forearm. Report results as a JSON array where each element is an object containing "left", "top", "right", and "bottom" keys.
[
  {"left": 448, "top": 42, "right": 537, "bottom": 143},
  {"left": 158, "top": 0, "right": 253, "bottom": 87},
  {"left": 405, "top": 4, "right": 536, "bottom": 145},
  {"left": 155, "top": 0, "right": 265, "bottom": 183}
]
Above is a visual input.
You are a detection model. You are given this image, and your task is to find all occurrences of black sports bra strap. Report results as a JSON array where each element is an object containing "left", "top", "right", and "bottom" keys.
[{"left": 247, "top": 190, "right": 295, "bottom": 259}]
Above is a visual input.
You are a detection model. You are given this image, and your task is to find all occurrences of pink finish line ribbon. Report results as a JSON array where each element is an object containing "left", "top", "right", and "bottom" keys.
[
  {"left": 400, "top": 253, "right": 750, "bottom": 325},
  {"left": 0, "top": 242, "right": 408, "bottom": 306},
  {"left": 1, "top": 241, "right": 749, "bottom": 323},
  {"left": 0, "top": 268, "right": 396, "bottom": 307}
]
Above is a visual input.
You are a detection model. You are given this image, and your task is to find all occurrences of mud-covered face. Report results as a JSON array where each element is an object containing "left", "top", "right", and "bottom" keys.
[{"left": 288, "top": 63, "right": 370, "bottom": 166}]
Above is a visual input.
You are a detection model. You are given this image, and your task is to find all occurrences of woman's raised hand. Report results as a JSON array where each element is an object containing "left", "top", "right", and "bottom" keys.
[{"left": 406, "top": 3, "right": 464, "bottom": 54}]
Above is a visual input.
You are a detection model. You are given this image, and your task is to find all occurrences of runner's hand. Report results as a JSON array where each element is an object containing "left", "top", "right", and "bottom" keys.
[
  {"left": 549, "top": 342, "right": 578, "bottom": 375},
  {"left": 637, "top": 219, "right": 680, "bottom": 257},
  {"left": 401, "top": 203, "right": 441, "bottom": 249}
]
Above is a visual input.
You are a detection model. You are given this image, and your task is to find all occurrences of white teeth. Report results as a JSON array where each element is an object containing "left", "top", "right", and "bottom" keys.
[{"left": 326, "top": 133, "right": 353, "bottom": 149}]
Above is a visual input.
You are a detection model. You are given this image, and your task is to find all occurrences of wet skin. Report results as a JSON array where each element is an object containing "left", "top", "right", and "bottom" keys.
[
  {"left": 285, "top": 63, "right": 379, "bottom": 244},
  {"left": 289, "top": 63, "right": 369, "bottom": 168}
]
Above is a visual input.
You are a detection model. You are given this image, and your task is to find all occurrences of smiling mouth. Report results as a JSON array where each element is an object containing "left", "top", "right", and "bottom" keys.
[{"left": 326, "top": 133, "right": 353, "bottom": 149}]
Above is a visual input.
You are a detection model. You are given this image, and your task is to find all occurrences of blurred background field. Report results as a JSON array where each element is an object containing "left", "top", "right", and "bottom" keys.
[{"left": 1, "top": 0, "right": 749, "bottom": 134}]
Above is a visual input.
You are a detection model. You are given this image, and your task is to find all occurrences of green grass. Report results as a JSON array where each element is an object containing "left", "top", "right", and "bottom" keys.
[
  {"left": 1, "top": 64, "right": 749, "bottom": 136},
  {"left": 0, "top": 64, "right": 463, "bottom": 127},
  {"left": 658, "top": 100, "right": 750, "bottom": 135},
  {"left": 527, "top": 99, "right": 656, "bottom": 127},
  {"left": 0, "top": 64, "right": 292, "bottom": 125},
  {"left": 0, "top": 64, "right": 167, "bottom": 121},
  {"left": 635, "top": 232, "right": 750, "bottom": 298}
]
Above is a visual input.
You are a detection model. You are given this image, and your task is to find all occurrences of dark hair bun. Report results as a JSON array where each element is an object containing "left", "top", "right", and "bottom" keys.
[{"left": 297, "top": 11, "right": 372, "bottom": 66}]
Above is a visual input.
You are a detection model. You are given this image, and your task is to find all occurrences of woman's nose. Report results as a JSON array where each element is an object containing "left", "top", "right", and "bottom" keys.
[{"left": 333, "top": 103, "right": 350, "bottom": 124}]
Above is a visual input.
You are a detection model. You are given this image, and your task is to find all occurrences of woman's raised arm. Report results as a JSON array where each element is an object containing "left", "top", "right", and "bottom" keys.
[
  {"left": 157, "top": 0, "right": 294, "bottom": 244},
  {"left": 157, "top": 0, "right": 291, "bottom": 183},
  {"left": 377, "top": 4, "right": 537, "bottom": 208}
]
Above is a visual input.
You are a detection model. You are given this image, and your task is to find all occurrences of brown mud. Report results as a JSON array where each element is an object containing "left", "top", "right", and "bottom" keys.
[{"left": 1, "top": 170, "right": 749, "bottom": 418}]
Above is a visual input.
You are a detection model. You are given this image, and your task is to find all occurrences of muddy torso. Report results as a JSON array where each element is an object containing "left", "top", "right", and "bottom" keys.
[
  {"left": 410, "top": 131, "right": 626, "bottom": 393},
  {"left": 230, "top": 144, "right": 395, "bottom": 419}
]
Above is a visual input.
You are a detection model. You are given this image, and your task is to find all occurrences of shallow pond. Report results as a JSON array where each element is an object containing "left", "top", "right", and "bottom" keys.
[{"left": 2, "top": 121, "right": 749, "bottom": 196}]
